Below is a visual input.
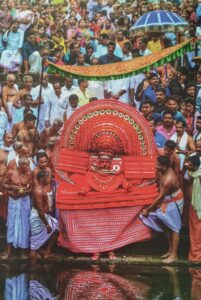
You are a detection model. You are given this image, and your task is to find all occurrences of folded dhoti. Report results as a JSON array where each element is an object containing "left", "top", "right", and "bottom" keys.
[
  {"left": 30, "top": 208, "right": 59, "bottom": 251},
  {"left": 7, "top": 195, "right": 31, "bottom": 249},
  {"left": 140, "top": 189, "right": 184, "bottom": 233}
]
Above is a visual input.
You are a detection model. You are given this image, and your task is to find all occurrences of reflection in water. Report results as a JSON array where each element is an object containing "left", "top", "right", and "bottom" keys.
[
  {"left": 0, "top": 264, "right": 200, "bottom": 300},
  {"left": 57, "top": 269, "right": 150, "bottom": 300},
  {"left": 5, "top": 273, "right": 29, "bottom": 300},
  {"left": 189, "top": 268, "right": 201, "bottom": 300},
  {"left": 29, "top": 280, "right": 57, "bottom": 300}
]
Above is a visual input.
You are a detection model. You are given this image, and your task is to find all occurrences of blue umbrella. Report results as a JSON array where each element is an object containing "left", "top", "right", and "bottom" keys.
[{"left": 130, "top": 10, "right": 189, "bottom": 31}]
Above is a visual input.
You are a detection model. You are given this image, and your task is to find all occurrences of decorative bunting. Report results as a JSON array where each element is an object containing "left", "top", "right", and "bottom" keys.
[{"left": 47, "top": 39, "right": 192, "bottom": 81}]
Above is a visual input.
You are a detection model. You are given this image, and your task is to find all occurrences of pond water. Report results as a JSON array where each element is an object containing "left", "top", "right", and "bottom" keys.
[{"left": 0, "top": 263, "right": 199, "bottom": 299}]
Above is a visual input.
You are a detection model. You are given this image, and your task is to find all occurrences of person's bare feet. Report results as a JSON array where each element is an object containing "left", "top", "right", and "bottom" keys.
[
  {"left": 108, "top": 252, "right": 116, "bottom": 260},
  {"left": 91, "top": 253, "right": 100, "bottom": 261},
  {"left": 160, "top": 252, "right": 171, "bottom": 259},
  {"left": 162, "top": 255, "right": 178, "bottom": 264},
  {"left": 0, "top": 251, "right": 11, "bottom": 260},
  {"left": 43, "top": 252, "right": 54, "bottom": 259}
]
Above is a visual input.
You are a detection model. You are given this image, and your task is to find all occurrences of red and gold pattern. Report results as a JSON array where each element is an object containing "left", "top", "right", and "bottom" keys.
[{"left": 53, "top": 100, "right": 158, "bottom": 210}]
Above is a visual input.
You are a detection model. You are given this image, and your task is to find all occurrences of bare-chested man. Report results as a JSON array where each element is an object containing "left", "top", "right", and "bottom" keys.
[
  {"left": 16, "top": 114, "right": 39, "bottom": 157},
  {"left": 140, "top": 155, "right": 183, "bottom": 264},
  {"left": 0, "top": 133, "right": 14, "bottom": 184},
  {"left": 15, "top": 75, "right": 34, "bottom": 103},
  {"left": 30, "top": 170, "right": 59, "bottom": 265},
  {"left": 2, "top": 74, "right": 18, "bottom": 122},
  {"left": 40, "top": 118, "right": 63, "bottom": 150},
  {"left": 163, "top": 140, "right": 180, "bottom": 177},
  {"left": 0, "top": 133, "right": 14, "bottom": 219},
  {"left": 12, "top": 108, "right": 33, "bottom": 139},
  {"left": 32, "top": 152, "right": 52, "bottom": 187},
  {"left": 1, "top": 157, "right": 32, "bottom": 259}
]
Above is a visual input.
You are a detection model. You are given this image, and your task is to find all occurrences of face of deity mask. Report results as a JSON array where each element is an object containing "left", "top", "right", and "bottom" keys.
[{"left": 89, "top": 154, "right": 122, "bottom": 175}]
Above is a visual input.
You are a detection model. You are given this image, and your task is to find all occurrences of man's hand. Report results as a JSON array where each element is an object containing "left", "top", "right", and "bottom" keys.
[
  {"left": 8, "top": 114, "right": 12, "bottom": 122},
  {"left": 141, "top": 208, "right": 149, "bottom": 218},
  {"left": 45, "top": 121, "right": 50, "bottom": 128},
  {"left": 46, "top": 224, "right": 52, "bottom": 234}
]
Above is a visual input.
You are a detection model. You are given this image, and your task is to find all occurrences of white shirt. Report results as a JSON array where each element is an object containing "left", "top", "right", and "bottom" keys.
[
  {"left": 66, "top": 105, "right": 80, "bottom": 119},
  {"left": 139, "top": 48, "right": 152, "bottom": 56},
  {"left": 61, "top": 85, "right": 78, "bottom": 106},
  {"left": 32, "top": 84, "right": 54, "bottom": 121},
  {"left": 88, "top": 81, "right": 105, "bottom": 99},
  {"left": 0, "top": 111, "right": 8, "bottom": 146},
  {"left": 107, "top": 78, "right": 130, "bottom": 104},
  {"left": 45, "top": 92, "right": 67, "bottom": 125}
]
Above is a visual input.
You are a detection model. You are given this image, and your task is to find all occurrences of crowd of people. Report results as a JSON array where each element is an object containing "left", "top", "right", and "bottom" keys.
[
  {"left": 0, "top": 0, "right": 201, "bottom": 265},
  {"left": 0, "top": 0, "right": 199, "bottom": 72}
]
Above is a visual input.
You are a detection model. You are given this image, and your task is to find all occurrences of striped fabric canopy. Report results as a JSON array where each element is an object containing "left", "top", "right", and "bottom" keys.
[{"left": 130, "top": 10, "right": 189, "bottom": 31}]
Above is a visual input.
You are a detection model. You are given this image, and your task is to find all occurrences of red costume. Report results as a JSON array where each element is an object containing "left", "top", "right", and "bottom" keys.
[{"left": 53, "top": 100, "right": 159, "bottom": 253}]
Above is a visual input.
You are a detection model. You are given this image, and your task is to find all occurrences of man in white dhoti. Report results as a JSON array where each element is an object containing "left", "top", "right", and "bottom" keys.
[
  {"left": 0, "top": 21, "right": 24, "bottom": 72},
  {"left": 140, "top": 155, "right": 183, "bottom": 264},
  {"left": 30, "top": 170, "right": 59, "bottom": 265},
  {"left": 1, "top": 158, "right": 32, "bottom": 259}
]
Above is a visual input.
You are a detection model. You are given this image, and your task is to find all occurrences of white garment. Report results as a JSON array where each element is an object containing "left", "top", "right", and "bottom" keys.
[
  {"left": 0, "top": 111, "right": 8, "bottom": 146},
  {"left": 88, "top": 81, "right": 105, "bottom": 99},
  {"left": 130, "top": 73, "right": 146, "bottom": 109},
  {"left": 29, "top": 51, "right": 41, "bottom": 73},
  {"left": 107, "top": 78, "right": 130, "bottom": 104},
  {"left": 45, "top": 92, "right": 67, "bottom": 125},
  {"left": 66, "top": 105, "right": 80, "bottom": 120},
  {"left": 15, "top": 10, "right": 34, "bottom": 32},
  {"left": 0, "top": 50, "right": 22, "bottom": 71},
  {"left": 171, "top": 131, "right": 188, "bottom": 170},
  {"left": 32, "top": 84, "right": 54, "bottom": 132},
  {"left": 193, "top": 132, "right": 201, "bottom": 141},
  {"left": 139, "top": 48, "right": 152, "bottom": 56},
  {"left": 61, "top": 85, "right": 78, "bottom": 106}
]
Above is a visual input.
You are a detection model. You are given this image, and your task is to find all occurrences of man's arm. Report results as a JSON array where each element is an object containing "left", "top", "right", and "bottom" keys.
[
  {"left": 34, "top": 189, "right": 51, "bottom": 231},
  {"left": 2, "top": 87, "right": 11, "bottom": 121},
  {"left": 142, "top": 181, "right": 170, "bottom": 216}
]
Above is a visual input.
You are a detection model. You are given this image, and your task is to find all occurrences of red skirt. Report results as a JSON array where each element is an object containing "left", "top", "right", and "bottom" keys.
[
  {"left": 188, "top": 204, "right": 201, "bottom": 262},
  {"left": 58, "top": 206, "right": 152, "bottom": 253}
]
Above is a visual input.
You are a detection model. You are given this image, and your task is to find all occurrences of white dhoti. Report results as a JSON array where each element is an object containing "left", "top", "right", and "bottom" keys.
[
  {"left": 0, "top": 50, "right": 22, "bottom": 71},
  {"left": 30, "top": 208, "right": 59, "bottom": 251},
  {"left": 140, "top": 189, "right": 184, "bottom": 233},
  {"left": 29, "top": 51, "right": 42, "bottom": 73}
]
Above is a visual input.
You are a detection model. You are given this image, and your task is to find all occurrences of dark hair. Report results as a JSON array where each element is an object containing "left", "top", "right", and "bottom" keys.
[
  {"left": 107, "top": 41, "right": 116, "bottom": 48},
  {"left": 165, "top": 140, "right": 176, "bottom": 150},
  {"left": 142, "top": 99, "right": 155, "bottom": 107},
  {"left": 184, "top": 98, "right": 194, "bottom": 106},
  {"left": 176, "top": 120, "right": 186, "bottom": 127},
  {"left": 89, "top": 97, "right": 98, "bottom": 102},
  {"left": 37, "top": 151, "right": 48, "bottom": 161},
  {"left": 100, "top": 33, "right": 109, "bottom": 40},
  {"left": 166, "top": 95, "right": 178, "bottom": 103},
  {"left": 188, "top": 155, "right": 201, "bottom": 168},
  {"left": 163, "top": 110, "right": 173, "bottom": 118},
  {"left": 78, "top": 79, "right": 87, "bottom": 86},
  {"left": 24, "top": 114, "right": 36, "bottom": 122},
  {"left": 157, "top": 155, "right": 170, "bottom": 168},
  {"left": 149, "top": 73, "right": 158, "bottom": 79},
  {"left": 156, "top": 87, "right": 165, "bottom": 94},
  {"left": 37, "top": 170, "right": 50, "bottom": 181},
  {"left": 197, "top": 116, "right": 201, "bottom": 121},
  {"left": 124, "top": 41, "right": 132, "bottom": 52},
  {"left": 69, "top": 94, "right": 78, "bottom": 101}
]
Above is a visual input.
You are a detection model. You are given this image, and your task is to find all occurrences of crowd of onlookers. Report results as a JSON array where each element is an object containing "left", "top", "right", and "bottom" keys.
[
  {"left": 0, "top": 0, "right": 200, "bottom": 73},
  {"left": 0, "top": 0, "right": 201, "bottom": 263}
]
